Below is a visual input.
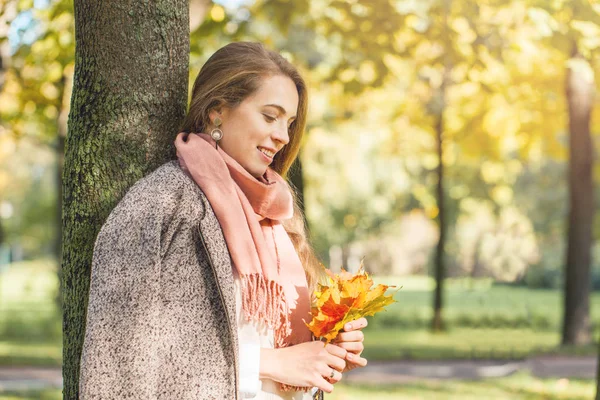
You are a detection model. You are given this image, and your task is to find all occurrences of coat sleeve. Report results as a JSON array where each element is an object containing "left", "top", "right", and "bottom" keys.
[{"left": 78, "top": 174, "right": 181, "bottom": 399}]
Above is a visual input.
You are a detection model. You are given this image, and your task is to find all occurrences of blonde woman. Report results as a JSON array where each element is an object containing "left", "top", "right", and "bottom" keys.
[{"left": 79, "top": 42, "right": 368, "bottom": 400}]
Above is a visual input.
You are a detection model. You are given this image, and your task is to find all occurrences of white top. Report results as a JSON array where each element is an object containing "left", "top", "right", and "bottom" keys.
[{"left": 234, "top": 271, "right": 315, "bottom": 400}]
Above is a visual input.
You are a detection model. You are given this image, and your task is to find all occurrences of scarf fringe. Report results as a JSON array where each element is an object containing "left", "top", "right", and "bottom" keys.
[
  {"left": 240, "top": 273, "right": 292, "bottom": 343},
  {"left": 240, "top": 273, "right": 312, "bottom": 393}
]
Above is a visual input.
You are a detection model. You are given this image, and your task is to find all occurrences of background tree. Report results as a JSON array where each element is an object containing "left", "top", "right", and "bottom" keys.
[
  {"left": 62, "top": 1, "right": 189, "bottom": 397},
  {"left": 525, "top": 0, "right": 600, "bottom": 346},
  {"left": 564, "top": 46, "right": 595, "bottom": 346}
]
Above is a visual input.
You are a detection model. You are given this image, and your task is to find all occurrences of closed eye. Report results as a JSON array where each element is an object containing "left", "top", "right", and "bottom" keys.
[{"left": 263, "top": 114, "right": 277, "bottom": 122}]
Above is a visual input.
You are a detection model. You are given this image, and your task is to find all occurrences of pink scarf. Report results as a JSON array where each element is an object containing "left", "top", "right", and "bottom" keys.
[{"left": 174, "top": 133, "right": 312, "bottom": 349}]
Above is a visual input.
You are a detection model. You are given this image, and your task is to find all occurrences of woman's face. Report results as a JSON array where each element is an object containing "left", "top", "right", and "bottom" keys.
[{"left": 211, "top": 74, "right": 299, "bottom": 178}]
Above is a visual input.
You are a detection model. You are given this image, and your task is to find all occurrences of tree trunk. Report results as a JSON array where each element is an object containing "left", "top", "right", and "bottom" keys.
[
  {"left": 431, "top": 91, "right": 446, "bottom": 332},
  {"left": 431, "top": 0, "right": 450, "bottom": 333},
  {"left": 54, "top": 69, "right": 71, "bottom": 311},
  {"left": 562, "top": 47, "right": 594, "bottom": 346},
  {"left": 62, "top": 1, "right": 189, "bottom": 398}
]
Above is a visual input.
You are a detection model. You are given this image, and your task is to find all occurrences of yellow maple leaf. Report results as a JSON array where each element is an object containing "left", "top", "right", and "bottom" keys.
[{"left": 306, "top": 263, "right": 399, "bottom": 343}]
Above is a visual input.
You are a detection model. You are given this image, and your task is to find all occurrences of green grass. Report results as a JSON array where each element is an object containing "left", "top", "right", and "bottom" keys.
[
  {"left": 0, "top": 261, "right": 598, "bottom": 368},
  {"left": 0, "top": 390, "right": 61, "bottom": 400},
  {"left": 361, "top": 327, "right": 567, "bottom": 361},
  {"left": 371, "top": 276, "right": 600, "bottom": 331},
  {"left": 2, "top": 375, "right": 591, "bottom": 400},
  {"left": 0, "top": 340, "right": 61, "bottom": 366},
  {"left": 0, "top": 374, "right": 594, "bottom": 400},
  {"left": 0, "top": 259, "right": 58, "bottom": 305},
  {"left": 331, "top": 372, "right": 595, "bottom": 399}
]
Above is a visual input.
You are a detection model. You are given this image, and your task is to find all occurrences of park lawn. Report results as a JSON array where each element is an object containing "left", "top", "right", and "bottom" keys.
[
  {"left": 0, "top": 372, "right": 594, "bottom": 400},
  {"left": 0, "top": 341, "right": 61, "bottom": 367},
  {"left": 371, "top": 275, "right": 600, "bottom": 331},
  {"left": 331, "top": 372, "right": 594, "bottom": 400},
  {"left": 0, "top": 326, "right": 591, "bottom": 368},
  {"left": 0, "top": 259, "right": 58, "bottom": 305},
  {"left": 0, "top": 390, "right": 61, "bottom": 400},
  {"left": 0, "top": 260, "right": 598, "bottom": 367},
  {"left": 362, "top": 327, "right": 563, "bottom": 361}
]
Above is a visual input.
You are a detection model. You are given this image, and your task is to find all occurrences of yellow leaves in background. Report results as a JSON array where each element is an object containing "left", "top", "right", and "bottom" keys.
[
  {"left": 358, "top": 61, "right": 377, "bottom": 84},
  {"left": 343, "top": 214, "right": 357, "bottom": 229},
  {"left": 482, "top": 99, "right": 521, "bottom": 139},
  {"left": 527, "top": 8, "right": 558, "bottom": 38},
  {"left": 481, "top": 161, "right": 505, "bottom": 184},
  {"left": 491, "top": 185, "right": 514, "bottom": 206},
  {"left": 210, "top": 5, "right": 225, "bottom": 22},
  {"left": 40, "top": 82, "right": 59, "bottom": 101},
  {"left": 571, "top": 20, "right": 600, "bottom": 51},
  {"left": 0, "top": 76, "right": 20, "bottom": 115},
  {"left": 306, "top": 266, "right": 397, "bottom": 342},
  {"left": 566, "top": 57, "right": 595, "bottom": 84}
]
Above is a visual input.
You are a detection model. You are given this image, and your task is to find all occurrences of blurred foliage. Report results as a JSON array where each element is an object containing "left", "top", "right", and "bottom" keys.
[
  {"left": 1, "top": 0, "right": 600, "bottom": 287},
  {"left": 0, "top": 0, "right": 72, "bottom": 256}
]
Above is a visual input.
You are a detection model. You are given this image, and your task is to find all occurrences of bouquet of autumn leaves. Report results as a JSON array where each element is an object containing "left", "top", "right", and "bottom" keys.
[{"left": 306, "top": 265, "right": 398, "bottom": 342}]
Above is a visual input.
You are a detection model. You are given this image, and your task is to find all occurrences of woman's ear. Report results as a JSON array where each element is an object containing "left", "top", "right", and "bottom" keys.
[
  {"left": 208, "top": 109, "right": 220, "bottom": 126},
  {"left": 209, "top": 104, "right": 228, "bottom": 125}
]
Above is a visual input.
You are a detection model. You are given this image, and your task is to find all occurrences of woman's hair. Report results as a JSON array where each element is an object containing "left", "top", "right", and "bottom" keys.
[{"left": 180, "top": 42, "right": 323, "bottom": 290}]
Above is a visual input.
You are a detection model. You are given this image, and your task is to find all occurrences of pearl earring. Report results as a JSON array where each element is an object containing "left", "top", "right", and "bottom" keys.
[{"left": 210, "top": 116, "right": 223, "bottom": 148}]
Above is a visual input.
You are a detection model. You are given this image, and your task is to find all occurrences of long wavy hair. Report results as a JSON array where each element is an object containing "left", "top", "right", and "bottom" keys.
[{"left": 180, "top": 42, "right": 322, "bottom": 290}]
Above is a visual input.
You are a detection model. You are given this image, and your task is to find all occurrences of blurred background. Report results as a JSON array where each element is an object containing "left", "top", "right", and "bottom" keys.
[{"left": 2, "top": 0, "right": 600, "bottom": 398}]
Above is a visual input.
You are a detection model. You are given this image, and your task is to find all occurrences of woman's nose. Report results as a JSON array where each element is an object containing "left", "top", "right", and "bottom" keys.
[{"left": 273, "top": 124, "right": 290, "bottom": 145}]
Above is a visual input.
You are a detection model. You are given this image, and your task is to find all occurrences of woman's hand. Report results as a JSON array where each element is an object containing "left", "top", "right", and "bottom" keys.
[
  {"left": 333, "top": 317, "right": 368, "bottom": 372},
  {"left": 259, "top": 341, "right": 347, "bottom": 393}
]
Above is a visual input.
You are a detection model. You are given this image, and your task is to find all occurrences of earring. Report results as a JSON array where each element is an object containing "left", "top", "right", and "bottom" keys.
[{"left": 210, "top": 116, "right": 223, "bottom": 148}]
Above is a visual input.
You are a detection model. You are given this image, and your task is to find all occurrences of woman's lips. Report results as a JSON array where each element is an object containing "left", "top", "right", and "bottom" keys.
[{"left": 257, "top": 147, "right": 274, "bottom": 163}]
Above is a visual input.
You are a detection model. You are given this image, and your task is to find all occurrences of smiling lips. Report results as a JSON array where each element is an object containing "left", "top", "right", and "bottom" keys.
[{"left": 258, "top": 146, "right": 275, "bottom": 159}]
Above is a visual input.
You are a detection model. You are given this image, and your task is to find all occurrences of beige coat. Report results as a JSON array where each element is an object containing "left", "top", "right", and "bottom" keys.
[{"left": 79, "top": 161, "right": 241, "bottom": 399}]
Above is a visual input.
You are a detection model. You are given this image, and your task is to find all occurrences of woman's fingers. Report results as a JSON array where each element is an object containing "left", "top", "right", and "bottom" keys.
[
  {"left": 337, "top": 340, "right": 364, "bottom": 354},
  {"left": 346, "top": 352, "right": 368, "bottom": 367},
  {"left": 315, "top": 376, "right": 335, "bottom": 393},
  {"left": 321, "top": 343, "right": 347, "bottom": 371},
  {"left": 326, "top": 352, "right": 347, "bottom": 372},
  {"left": 335, "top": 330, "right": 364, "bottom": 343},
  {"left": 320, "top": 365, "right": 343, "bottom": 383},
  {"left": 343, "top": 318, "right": 368, "bottom": 332},
  {"left": 324, "top": 343, "right": 347, "bottom": 358}
]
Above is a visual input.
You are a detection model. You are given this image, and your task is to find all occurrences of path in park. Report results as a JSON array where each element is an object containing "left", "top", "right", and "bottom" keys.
[
  {"left": 345, "top": 356, "right": 597, "bottom": 384},
  {"left": 0, "top": 356, "right": 596, "bottom": 391}
]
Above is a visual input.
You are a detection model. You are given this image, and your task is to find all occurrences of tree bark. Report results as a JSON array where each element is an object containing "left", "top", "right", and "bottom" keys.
[
  {"left": 62, "top": 1, "right": 189, "bottom": 398},
  {"left": 431, "top": 0, "right": 450, "bottom": 333},
  {"left": 431, "top": 87, "right": 446, "bottom": 332},
  {"left": 54, "top": 69, "right": 71, "bottom": 311},
  {"left": 562, "top": 47, "right": 594, "bottom": 346}
]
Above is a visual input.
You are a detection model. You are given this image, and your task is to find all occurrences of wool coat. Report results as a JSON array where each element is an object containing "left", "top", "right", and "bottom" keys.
[{"left": 79, "top": 160, "right": 241, "bottom": 399}]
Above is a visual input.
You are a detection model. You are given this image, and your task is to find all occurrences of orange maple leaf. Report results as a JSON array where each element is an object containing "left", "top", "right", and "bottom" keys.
[{"left": 306, "top": 264, "right": 399, "bottom": 342}]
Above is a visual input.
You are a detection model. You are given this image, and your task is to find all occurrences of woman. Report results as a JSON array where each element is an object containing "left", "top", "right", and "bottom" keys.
[{"left": 79, "top": 42, "right": 368, "bottom": 400}]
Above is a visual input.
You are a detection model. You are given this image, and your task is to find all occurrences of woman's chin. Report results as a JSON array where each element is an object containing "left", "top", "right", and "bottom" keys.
[{"left": 247, "top": 165, "right": 267, "bottom": 179}]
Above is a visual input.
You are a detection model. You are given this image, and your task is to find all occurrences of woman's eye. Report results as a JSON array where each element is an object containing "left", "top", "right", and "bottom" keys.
[{"left": 263, "top": 114, "right": 276, "bottom": 122}]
